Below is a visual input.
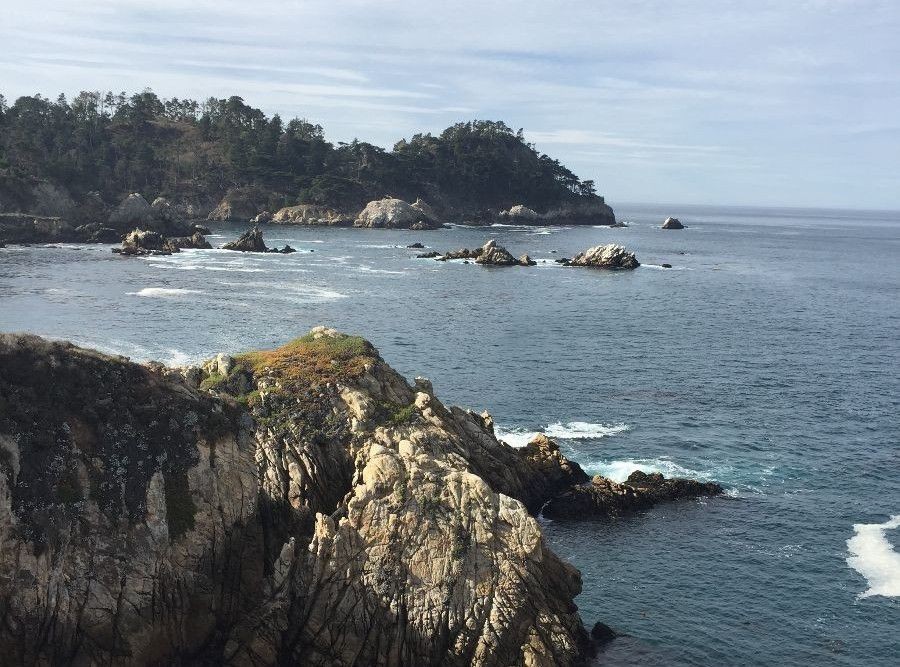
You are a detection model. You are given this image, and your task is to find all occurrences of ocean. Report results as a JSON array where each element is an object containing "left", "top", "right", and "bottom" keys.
[{"left": 1, "top": 203, "right": 898, "bottom": 666}]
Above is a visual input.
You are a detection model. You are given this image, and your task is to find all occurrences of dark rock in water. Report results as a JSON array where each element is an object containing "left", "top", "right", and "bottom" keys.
[
  {"left": 407, "top": 242, "right": 425, "bottom": 249},
  {"left": 438, "top": 247, "right": 480, "bottom": 261},
  {"left": 515, "top": 435, "right": 589, "bottom": 512},
  {"left": 167, "top": 231, "right": 212, "bottom": 250},
  {"left": 542, "top": 470, "right": 724, "bottom": 520},
  {"left": 591, "top": 622, "right": 617, "bottom": 646},
  {"left": 222, "top": 226, "right": 268, "bottom": 252},
  {"left": 277, "top": 245, "right": 296, "bottom": 254},
  {"left": 662, "top": 216, "right": 685, "bottom": 229},
  {"left": 661, "top": 263, "right": 672, "bottom": 269},
  {"left": 562, "top": 244, "right": 639, "bottom": 270},
  {"left": 555, "top": 257, "right": 571, "bottom": 264},
  {"left": 417, "top": 251, "right": 440, "bottom": 258},
  {"left": 114, "top": 229, "right": 211, "bottom": 256},
  {"left": 0, "top": 213, "right": 77, "bottom": 244},
  {"left": 518, "top": 254, "right": 536, "bottom": 267}
]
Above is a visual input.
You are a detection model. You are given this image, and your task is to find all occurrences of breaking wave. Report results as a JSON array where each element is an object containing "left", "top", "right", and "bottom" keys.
[{"left": 847, "top": 515, "right": 900, "bottom": 598}]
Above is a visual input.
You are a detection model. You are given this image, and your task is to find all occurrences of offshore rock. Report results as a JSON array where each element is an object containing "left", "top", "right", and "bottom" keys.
[
  {"left": 0, "top": 213, "right": 76, "bottom": 244},
  {"left": 542, "top": 470, "right": 724, "bottom": 519},
  {"left": 500, "top": 204, "right": 539, "bottom": 220},
  {"left": 475, "top": 239, "right": 519, "bottom": 266},
  {"left": 222, "top": 225, "right": 268, "bottom": 252},
  {"left": 662, "top": 216, "right": 685, "bottom": 229},
  {"left": 563, "top": 244, "right": 640, "bottom": 269},
  {"left": 355, "top": 197, "right": 441, "bottom": 229}
]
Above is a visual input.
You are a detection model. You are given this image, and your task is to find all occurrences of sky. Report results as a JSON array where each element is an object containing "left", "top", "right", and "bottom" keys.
[{"left": 2, "top": 0, "right": 899, "bottom": 209}]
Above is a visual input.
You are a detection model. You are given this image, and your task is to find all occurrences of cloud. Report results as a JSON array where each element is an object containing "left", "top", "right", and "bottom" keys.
[{"left": 1, "top": 0, "right": 899, "bottom": 207}]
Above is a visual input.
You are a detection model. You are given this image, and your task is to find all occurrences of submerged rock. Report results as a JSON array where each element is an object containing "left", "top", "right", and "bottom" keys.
[
  {"left": 355, "top": 197, "right": 440, "bottom": 229},
  {"left": 563, "top": 244, "right": 640, "bottom": 269},
  {"left": 662, "top": 216, "right": 685, "bottom": 229}
]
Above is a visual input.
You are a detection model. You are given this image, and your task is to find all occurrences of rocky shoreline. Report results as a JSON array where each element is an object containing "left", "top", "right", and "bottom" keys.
[
  {"left": 0, "top": 185, "right": 620, "bottom": 246},
  {"left": 0, "top": 327, "right": 721, "bottom": 665}
]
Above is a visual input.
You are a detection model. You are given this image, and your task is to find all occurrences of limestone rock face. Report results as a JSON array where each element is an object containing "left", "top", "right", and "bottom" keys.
[
  {"left": 662, "top": 216, "right": 685, "bottom": 229},
  {"left": 564, "top": 244, "right": 640, "bottom": 269},
  {"left": 355, "top": 197, "right": 440, "bottom": 229},
  {"left": 271, "top": 204, "right": 351, "bottom": 226}
]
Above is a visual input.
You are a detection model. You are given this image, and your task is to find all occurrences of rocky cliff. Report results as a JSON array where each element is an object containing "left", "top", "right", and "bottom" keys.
[{"left": 0, "top": 328, "right": 720, "bottom": 665}]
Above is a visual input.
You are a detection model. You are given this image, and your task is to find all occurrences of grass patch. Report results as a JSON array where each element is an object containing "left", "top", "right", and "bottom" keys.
[
  {"left": 236, "top": 333, "right": 375, "bottom": 390},
  {"left": 199, "top": 371, "right": 226, "bottom": 392},
  {"left": 378, "top": 400, "right": 417, "bottom": 426}
]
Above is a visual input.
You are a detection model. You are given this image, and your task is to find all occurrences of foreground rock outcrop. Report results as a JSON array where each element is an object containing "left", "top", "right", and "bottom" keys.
[
  {"left": 559, "top": 244, "right": 640, "bottom": 269},
  {"left": 0, "top": 329, "right": 721, "bottom": 665}
]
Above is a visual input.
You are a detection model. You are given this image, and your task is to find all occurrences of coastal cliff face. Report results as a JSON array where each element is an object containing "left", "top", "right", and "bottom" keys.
[{"left": 0, "top": 329, "right": 594, "bottom": 665}]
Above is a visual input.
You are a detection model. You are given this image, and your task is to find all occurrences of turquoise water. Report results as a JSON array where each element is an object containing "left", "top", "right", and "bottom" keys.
[{"left": 1, "top": 204, "right": 898, "bottom": 665}]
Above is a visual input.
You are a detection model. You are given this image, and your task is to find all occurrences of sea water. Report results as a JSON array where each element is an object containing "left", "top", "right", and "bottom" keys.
[{"left": 1, "top": 203, "right": 898, "bottom": 665}]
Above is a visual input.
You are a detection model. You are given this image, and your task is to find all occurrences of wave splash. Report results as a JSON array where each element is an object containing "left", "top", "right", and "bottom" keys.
[
  {"left": 846, "top": 515, "right": 900, "bottom": 598},
  {"left": 127, "top": 287, "right": 202, "bottom": 297},
  {"left": 495, "top": 421, "right": 630, "bottom": 448}
]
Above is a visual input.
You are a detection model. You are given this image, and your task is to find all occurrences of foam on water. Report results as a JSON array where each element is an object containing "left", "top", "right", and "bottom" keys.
[
  {"left": 544, "top": 421, "right": 631, "bottom": 439},
  {"left": 584, "top": 457, "right": 704, "bottom": 483},
  {"left": 495, "top": 421, "right": 630, "bottom": 448},
  {"left": 846, "top": 515, "right": 900, "bottom": 598},
  {"left": 127, "top": 287, "right": 202, "bottom": 297}
]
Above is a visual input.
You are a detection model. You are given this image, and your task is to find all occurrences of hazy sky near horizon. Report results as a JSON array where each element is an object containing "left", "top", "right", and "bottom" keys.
[{"left": 2, "top": 0, "right": 899, "bottom": 209}]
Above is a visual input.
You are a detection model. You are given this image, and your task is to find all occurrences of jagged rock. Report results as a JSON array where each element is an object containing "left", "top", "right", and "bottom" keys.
[
  {"left": 501, "top": 204, "right": 539, "bottom": 220},
  {"left": 207, "top": 187, "right": 266, "bottom": 222},
  {"left": 272, "top": 204, "right": 351, "bottom": 226},
  {"left": 407, "top": 242, "right": 425, "bottom": 248},
  {"left": 519, "top": 253, "right": 536, "bottom": 266},
  {"left": 411, "top": 197, "right": 441, "bottom": 223},
  {"left": 355, "top": 197, "right": 440, "bottom": 229},
  {"left": 563, "top": 244, "right": 640, "bottom": 269},
  {"left": 438, "top": 247, "right": 480, "bottom": 261},
  {"left": 167, "top": 230, "right": 212, "bottom": 250},
  {"left": 416, "top": 251, "right": 440, "bottom": 259},
  {"left": 222, "top": 226, "right": 268, "bottom": 252},
  {"left": 251, "top": 210, "right": 273, "bottom": 224},
  {"left": 277, "top": 244, "right": 296, "bottom": 254},
  {"left": 591, "top": 622, "right": 617, "bottom": 646},
  {"left": 662, "top": 216, "right": 685, "bottom": 229},
  {"left": 0, "top": 331, "right": 617, "bottom": 665},
  {"left": 475, "top": 239, "right": 519, "bottom": 266},
  {"left": 113, "top": 228, "right": 173, "bottom": 256},
  {"left": 542, "top": 470, "right": 724, "bottom": 519}
]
